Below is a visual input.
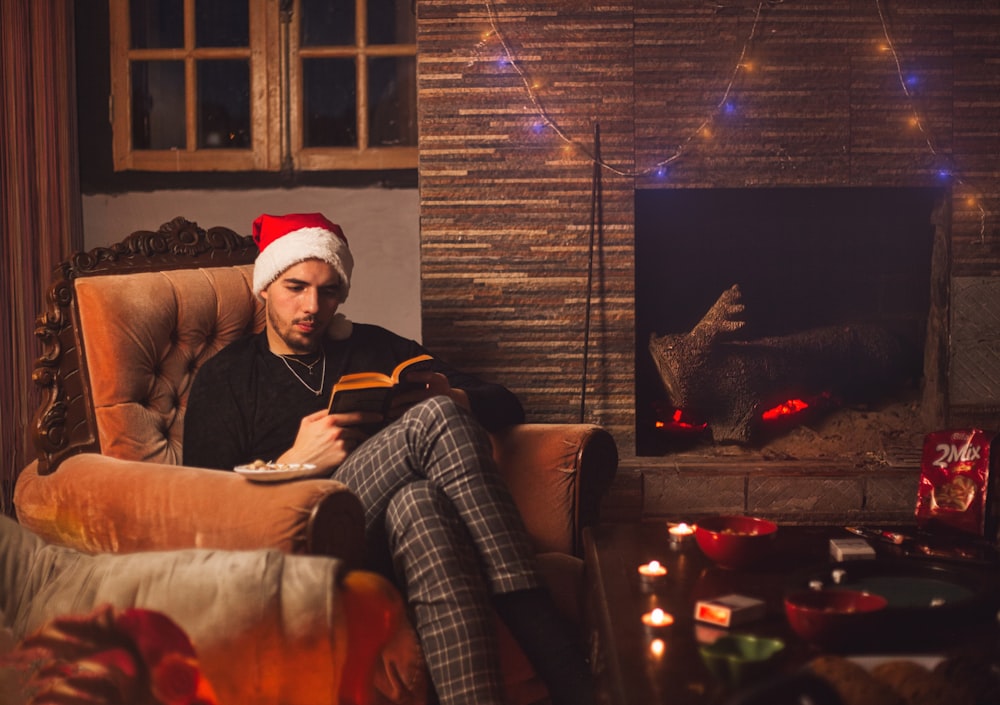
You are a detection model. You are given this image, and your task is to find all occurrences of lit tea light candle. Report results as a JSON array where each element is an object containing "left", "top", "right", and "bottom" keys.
[
  {"left": 638, "top": 560, "right": 667, "bottom": 577},
  {"left": 642, "top": 608, "right": 674, "bottom": 641},
  {"left": 669, "top": 522, "right": 695, "bottom": 538},
  {"left": 668, "top": 522, "right": 696, "bottom": 547},
  {"left": 642, "top": 608, "right": 675, "bottom": 629},
  {"left": 643, "top": 607, "right": 674, "bottom": 627},
  {"left": 637, "top": 560, "right": 667, "bottom": 590}
]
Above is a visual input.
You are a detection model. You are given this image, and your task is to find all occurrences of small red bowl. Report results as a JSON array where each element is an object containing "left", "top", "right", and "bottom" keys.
[
  {"left": 694, "top": 515, "right": 778, "bottom": 569},
  {"left": 784, "top": 589, "right": 889, "bottom": 650}
]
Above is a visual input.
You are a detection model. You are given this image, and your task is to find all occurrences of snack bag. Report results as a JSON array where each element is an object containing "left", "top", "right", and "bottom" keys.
[{"left": 915, "top": 429, "right": 997, "bottom": 538}]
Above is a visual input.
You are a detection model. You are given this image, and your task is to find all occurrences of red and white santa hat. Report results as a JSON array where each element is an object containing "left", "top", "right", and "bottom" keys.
[{"left": 251, "top": 212, "right": 354, "bottom": 300}]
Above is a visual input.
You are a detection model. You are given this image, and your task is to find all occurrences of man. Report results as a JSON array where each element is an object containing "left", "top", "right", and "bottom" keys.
[{"left": 183, "top": 213, "right": 592, "bottom": 705}]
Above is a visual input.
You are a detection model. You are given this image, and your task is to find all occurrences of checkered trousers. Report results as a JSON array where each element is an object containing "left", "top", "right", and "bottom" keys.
[{"left": 333, "top": 395, "right": 542, "bottom": 705}]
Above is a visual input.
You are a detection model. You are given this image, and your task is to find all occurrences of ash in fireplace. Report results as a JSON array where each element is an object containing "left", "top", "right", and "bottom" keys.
[{"left": 680, "top": 396, "right": 928, "bottom": 467}]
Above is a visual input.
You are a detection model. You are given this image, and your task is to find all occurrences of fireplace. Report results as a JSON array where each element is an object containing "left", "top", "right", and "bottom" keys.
[{"left": 635, "top": 187, "right": 943, "bottom": 458}]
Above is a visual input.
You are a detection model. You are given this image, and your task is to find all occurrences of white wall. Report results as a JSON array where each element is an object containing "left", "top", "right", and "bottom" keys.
[{"left": 82, "top": 186, "right": 422, "bottom": 341}]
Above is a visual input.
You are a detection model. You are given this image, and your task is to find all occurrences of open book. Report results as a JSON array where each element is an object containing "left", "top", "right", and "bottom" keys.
[{"left": 327, "top": 354, "right": 434, "bottom": 416}]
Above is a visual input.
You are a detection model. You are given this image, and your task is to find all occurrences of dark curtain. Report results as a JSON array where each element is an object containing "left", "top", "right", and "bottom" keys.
[{"left": 0, "top": 0, "right": 84, "bottom": 516}]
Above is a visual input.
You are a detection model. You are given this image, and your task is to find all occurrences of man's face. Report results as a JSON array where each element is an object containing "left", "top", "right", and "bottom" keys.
[{"left": 260, "top": 259, "right": 343, "bottom": 354}]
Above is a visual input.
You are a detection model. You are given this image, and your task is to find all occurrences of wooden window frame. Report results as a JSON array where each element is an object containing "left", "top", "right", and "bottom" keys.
[{"left": 109, "top": 0, "right": 416, "bottom": 172}]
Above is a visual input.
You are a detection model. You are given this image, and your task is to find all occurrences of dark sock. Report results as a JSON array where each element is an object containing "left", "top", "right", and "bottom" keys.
[{"left": 493, "top": 587, "right": 595, "bottom": 705}]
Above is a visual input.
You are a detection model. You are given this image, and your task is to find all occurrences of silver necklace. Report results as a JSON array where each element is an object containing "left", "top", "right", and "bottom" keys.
[
  {"left": 277, "top": 349, "right": 326, "bottom": 396},
  {"left": 279, "top": 352, "right": 323, "bottom": 372}
]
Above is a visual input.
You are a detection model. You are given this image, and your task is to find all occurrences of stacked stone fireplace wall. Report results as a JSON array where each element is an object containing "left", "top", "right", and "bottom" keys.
[{"left": 417, "top": 1, "right": 1000, "bottom": 518}]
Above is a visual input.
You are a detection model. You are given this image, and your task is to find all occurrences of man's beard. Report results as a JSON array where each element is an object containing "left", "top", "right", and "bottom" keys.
[{"left": 268, "top": 307, "right": 321, "bottom": 353}]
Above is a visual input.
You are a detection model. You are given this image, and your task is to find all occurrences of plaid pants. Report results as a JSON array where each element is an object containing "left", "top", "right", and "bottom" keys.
[{"left": 333, "top": 395, "right": 541, "bottom": 705}]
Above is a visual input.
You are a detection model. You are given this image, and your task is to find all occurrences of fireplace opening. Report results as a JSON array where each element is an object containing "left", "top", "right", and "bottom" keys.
[{"left": 635, "top": 187, "right": 943, "bottom": 459}]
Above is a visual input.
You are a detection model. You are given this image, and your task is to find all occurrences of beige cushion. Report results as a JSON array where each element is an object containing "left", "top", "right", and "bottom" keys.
[{"left": 3, "top": 515, "right": 358, "bottom": 705}]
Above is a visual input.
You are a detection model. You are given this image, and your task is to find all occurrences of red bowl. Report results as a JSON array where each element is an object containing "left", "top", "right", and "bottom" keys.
[
  {"left": 694, "top": 515, "right": 779, "bottom": 569},
  {"left": 784, "top": 589, "right": 889, "bottom": 650}
]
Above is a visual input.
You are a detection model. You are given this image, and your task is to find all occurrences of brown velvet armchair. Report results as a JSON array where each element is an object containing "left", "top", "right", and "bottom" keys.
[{"left": 12, "top": 217, "right": 619, "bottom": 705}]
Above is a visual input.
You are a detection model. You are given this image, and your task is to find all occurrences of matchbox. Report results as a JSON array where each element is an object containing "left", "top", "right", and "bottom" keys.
[{"left": 694, "top": 594, "right": 766, "bottom": 628}]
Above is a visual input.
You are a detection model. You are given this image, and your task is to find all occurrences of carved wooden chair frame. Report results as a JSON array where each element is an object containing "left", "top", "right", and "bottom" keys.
[{"left": 30, "top": 217, "right": 258, "bottom": 475}]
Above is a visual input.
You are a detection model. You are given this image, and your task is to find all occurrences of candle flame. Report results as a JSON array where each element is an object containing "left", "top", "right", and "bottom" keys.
[
  {"left": 639, "top": 561, "right": 667, "bottom": 576},
  {"left": 643, "top": 608, "right": 674, "bottom": 627},
  {"left": 669, "top": 522, "right": 694, "bottom": 536}
]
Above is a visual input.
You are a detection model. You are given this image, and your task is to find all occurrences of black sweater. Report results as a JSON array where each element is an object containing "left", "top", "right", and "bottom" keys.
[{"left": 183, "top": 323, "right": 525, "bottom": 470}]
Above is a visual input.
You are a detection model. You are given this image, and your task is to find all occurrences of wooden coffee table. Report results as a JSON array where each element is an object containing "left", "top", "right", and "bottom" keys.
[{"left": 582, "top": 522, "right": 999, "bottom": 705}]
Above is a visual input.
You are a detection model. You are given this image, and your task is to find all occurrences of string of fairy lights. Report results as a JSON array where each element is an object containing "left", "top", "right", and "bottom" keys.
[{"left": 476, "top": 0, "right": 988, "bottom": 239}]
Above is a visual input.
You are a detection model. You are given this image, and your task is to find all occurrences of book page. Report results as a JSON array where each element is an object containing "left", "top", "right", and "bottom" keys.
[{"left": 327, "top": 354, "right": 434, "bottom": 415}]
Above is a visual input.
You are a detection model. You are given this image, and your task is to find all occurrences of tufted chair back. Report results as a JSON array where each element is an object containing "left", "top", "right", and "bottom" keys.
[
  {"left": 76, "top": 266, "right": 262, "bottom": 465},
  {"left": 32, "top": 217, "right": 261, "bottom": 475}
]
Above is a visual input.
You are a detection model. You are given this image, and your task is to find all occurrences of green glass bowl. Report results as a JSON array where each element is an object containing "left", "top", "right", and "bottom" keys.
[{"left": 699, "top": 633, "right": 786, "bottom": 688}]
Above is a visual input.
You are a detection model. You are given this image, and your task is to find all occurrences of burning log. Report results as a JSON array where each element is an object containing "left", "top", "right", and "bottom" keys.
[{"left": 648, "top": 284, "right": 918, "bottom": 444}]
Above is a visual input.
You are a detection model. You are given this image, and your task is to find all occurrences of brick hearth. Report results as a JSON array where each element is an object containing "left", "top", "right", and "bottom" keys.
[{"left": 603, "top": 460, "right": 920, "bottom": 525}]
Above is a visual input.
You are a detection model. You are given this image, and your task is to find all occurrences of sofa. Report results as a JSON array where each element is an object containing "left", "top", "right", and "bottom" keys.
[
  {"left": 0, "top": 515, "right": 405, "bottom": 705},
  {"left": 12, "top": 217, "right": 619, "bottom": 705}
]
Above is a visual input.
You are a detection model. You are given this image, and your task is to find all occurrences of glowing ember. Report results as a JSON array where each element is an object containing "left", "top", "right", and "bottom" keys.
[
  {"left": 653, "top": 406, "right": 708, "bottom": 433},
  {"left": 761, "top": 398, "right": 810, "bottom": 422}
]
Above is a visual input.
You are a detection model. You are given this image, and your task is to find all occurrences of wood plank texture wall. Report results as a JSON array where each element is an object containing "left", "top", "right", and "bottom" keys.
[{"left": 417, "top": 0, "right": 1000, "bottom": 456}]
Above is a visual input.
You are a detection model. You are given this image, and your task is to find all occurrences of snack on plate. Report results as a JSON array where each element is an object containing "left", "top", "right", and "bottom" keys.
[
  {"left": 806, "top": 655, "right": 904, "bottom": 705},
  {"left": 870, "top": 660, "right": 957, "bottom": 705},
  {"left": 807, "top": 652, "right": 995, "bottom": 705},
  {"left": 232, "top": 461, "right": 324, "bottom": 483},
  {"left": 239, "top": 460, "right": 308, "bottom": 472},
  {"left": 914, "top": 429, "right": 997, "bottom": 538},
  {"left": 933, "top": 650, "right": 1000, "bottom": 705}
]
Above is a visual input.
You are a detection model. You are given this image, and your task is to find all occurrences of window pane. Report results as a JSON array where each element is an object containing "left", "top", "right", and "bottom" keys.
[
  {"left": 196, "top": 0, "right": 249, "bottom": 48},
  {"left": 130, "top": 0, "right": 183, "bottom": 49},
  {"left": 369, "top": 57, "right": 416, "bottom": 147},
  {"left": 300, "top": 0, "right": 354, "bottom": 46},
  {"left": 303, "top": 58, "right": 357, "bottom": 147},
  {"left": 368, "top": 0, "right": 415, "bottom": 45},
  {"left": 131, "top": 60, "right": 185, "bottom": 149},
  {"left": 198, "top": 60, "right": 251, "bottom": 148}
]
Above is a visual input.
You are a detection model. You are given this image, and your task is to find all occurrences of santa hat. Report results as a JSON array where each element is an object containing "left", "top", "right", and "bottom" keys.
[{"left": 252, "top": 212, "right": 354, "bottom": 301}]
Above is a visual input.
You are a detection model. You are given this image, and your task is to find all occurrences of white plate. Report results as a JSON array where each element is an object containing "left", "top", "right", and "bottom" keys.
[
  {"left": 233, "top": 463, "right": 324, "bottom": 482},
  {"left": 849, "top": 654, "right": 943, "bottom": 672}
]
